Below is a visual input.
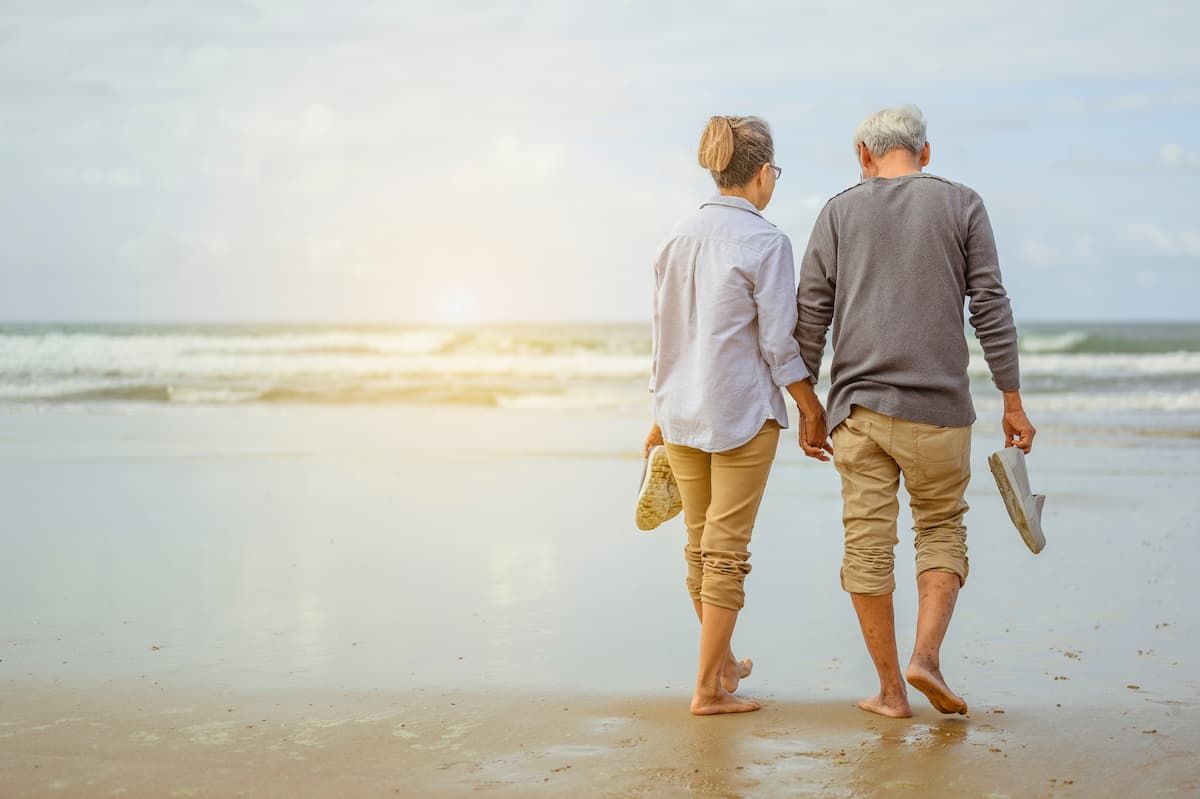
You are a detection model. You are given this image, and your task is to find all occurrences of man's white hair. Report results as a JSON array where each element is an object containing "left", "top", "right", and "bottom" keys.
[{"left": 853, "top": 104, "right": 927, "bottom": 158}]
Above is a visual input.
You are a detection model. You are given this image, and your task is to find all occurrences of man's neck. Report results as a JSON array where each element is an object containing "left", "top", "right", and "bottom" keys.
[{"left": 869, "top": 151, "right": 924, "bottom": 179}]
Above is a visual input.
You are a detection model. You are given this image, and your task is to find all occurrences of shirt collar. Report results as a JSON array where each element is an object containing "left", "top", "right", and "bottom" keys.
[{"left": 699, "top": 194, "right": 764, "bottom": 218}]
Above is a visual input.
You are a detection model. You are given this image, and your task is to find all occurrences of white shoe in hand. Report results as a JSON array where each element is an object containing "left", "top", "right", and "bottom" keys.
[{"left": 988, "top": 447, "right": 1046, "bottom": 554}]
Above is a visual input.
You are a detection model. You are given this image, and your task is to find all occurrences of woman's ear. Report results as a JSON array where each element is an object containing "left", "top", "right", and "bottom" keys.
[{"left": 920, "top": 141, "right": 931, "bottom": 167}]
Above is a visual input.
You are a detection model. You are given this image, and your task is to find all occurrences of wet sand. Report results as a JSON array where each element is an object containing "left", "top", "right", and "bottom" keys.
[
  {"left": 3, "top": 679, "right": 1196, "bottom": 798},
  {"left": 1, "top": 406, "right": 1198, "bottom": 796}
]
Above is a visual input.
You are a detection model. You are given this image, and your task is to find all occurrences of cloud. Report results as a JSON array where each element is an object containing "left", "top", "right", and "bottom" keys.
[
  {"left": 1110, "top": 88, "right": 1200, "bottom": 110},
  {"left": 43, "top": 166, "right": 144, "bottom": 187},
  {"left": 1155, "top": 143, "right": 1200, "bottom": 171},
  {"left": 452, "top": 137, "right": 563, "bottom": 186},
  {"left": 220, "top": 104, "right": 335, "bottom": 147},
  {"left": 1125, "top": 223, "right": 1200, "bottom": 258},
  {"left": 117, "top": 231, "right": 232, "bottom": 272},
  {"left": 1057, "top": 143, "right": 1200, "bottom": 175},
  {"left": 1020, "top": 235, "right": 1098, "bottom": 269}
]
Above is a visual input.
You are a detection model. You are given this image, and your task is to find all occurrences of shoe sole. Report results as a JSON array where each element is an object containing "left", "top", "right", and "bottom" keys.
[
  {"left": 635, "top": 446, "right": 677, "bottom": 531},
  {"left": 987, "top": 451, "right": 1046, "bottom": 554}
]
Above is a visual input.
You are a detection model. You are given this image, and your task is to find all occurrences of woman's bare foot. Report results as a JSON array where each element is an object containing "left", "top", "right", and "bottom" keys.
[
  {"left": 691, "top": 690, "right": 762, "bottom": 716},
  {"left": 721, "top": 657, "right": 753, "bottom": 693},
  {"left": 906, "top": 661, "right": 968, "bottom": 715},
  {"left": 856, "top": 690, "right": 912, "bottom": 718}
]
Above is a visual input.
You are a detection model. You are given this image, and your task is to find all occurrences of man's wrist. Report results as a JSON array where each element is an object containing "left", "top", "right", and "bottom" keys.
[{"left": 1002, "top": 390, "right": 1024, "bottom": 413}]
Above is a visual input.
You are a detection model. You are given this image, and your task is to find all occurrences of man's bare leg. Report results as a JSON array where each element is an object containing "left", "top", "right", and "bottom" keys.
[
  {"left": 850, "top": 592, "right": 912, "bottom": 718},
  {"left": 906, "top": 570, "right": 968, "bottom": 714},
  {"left": 691, "top": 603, "right": 761, "bottom": 715},
  {"left": 692, "top": 598, "right": 752, "bottom": 693}
]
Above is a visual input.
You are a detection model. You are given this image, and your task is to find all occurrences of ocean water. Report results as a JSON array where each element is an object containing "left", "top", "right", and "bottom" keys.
[{"left": 1, "top": 321, "right": 1199, "bottom": 437}]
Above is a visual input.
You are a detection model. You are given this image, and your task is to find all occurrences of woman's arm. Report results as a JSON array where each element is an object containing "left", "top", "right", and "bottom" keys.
[
  {"left": 787, "top": 380, "right": 832, "bottom": 462},
  {"left": 644, "top": 248, "right": 665, "bottom": 457},
  {"left": 753, "top": 235, "right": 811, "bottom": 389}
]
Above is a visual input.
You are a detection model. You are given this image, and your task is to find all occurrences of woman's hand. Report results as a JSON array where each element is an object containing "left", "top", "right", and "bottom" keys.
[{"left": 642, "top": 423, "right": 664, "bottom": 458}]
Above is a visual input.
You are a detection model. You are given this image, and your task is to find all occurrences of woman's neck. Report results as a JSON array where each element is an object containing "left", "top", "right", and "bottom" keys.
[{"left": 719, "top": 186, "right": 765, "bottom": 210}]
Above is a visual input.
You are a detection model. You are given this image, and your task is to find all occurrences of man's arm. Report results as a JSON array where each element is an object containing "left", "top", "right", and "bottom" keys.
[
  {"left": 753, "top": 234, "right": 811, "bottom": 389},
  {"left": 963, "top": 191, "right": 1036, "bottom": 452},
  {"left": 794, "top": 204, "right": 837, "bottom": 383}
]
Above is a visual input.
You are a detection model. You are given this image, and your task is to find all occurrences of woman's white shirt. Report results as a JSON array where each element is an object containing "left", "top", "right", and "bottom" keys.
[{"left": 651, "top": 195, "right": 811, "bottom": 453}]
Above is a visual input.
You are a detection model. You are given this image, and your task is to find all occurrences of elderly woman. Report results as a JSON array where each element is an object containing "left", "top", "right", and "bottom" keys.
[{"left": 644, "top": 115, "right": 830, "bottom": 715}]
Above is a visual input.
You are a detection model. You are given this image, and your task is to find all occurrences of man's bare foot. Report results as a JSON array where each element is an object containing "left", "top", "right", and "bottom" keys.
[
  {"left": 856, "top": 691, "right": 912, "bottom": 718},
  {"left": 906, "top": 661, "right": 968, "bottom": 715},
  {"left": 721, "top": 657, "right": 753, "bottom": 693},
  {"left": 690, "top": 691, "right": 762, "bottom": 716}
]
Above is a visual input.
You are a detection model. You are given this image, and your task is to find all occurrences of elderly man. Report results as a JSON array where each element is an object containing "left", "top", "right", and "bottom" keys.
[{"left": 794, "top": 105, "right": 1036, "bottom": 718}]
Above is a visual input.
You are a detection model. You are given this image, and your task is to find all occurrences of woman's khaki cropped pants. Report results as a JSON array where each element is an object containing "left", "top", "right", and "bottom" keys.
[{"left": 664, "top": 421, "right": 780, "bottom": 611}]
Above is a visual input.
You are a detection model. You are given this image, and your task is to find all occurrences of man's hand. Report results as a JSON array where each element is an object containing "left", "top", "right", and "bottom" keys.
[
  {"left": 642, "top": 423, "right": 664, "bottom": 458},
  {"left": 1002, "top": 390, "right": 1036, "bottom": 453},
  {"left": 786, "top": 379, "right": 833, "bottom": 462}
]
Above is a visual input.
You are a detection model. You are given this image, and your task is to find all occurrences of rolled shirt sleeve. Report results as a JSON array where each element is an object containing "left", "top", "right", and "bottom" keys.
[{"left": 754, "top": 234, "right": 811, "bottom": 387}]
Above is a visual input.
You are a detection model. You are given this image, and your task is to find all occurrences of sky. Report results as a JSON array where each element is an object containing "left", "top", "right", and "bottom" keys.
[{"left": 1, "top": 0, "right": 1198, "bottom": 323}]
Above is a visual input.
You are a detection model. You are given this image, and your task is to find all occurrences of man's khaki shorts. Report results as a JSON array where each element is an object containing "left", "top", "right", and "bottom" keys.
[{"left": 832, "top": 405, "right": 971, "bottom": 596}]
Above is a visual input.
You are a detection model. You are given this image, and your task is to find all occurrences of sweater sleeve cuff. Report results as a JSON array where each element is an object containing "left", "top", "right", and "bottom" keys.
[
  {"left": 771, "top": 355, "right": 812, "bottom": 387},
  {"left": 992, "top": 369, "right": 1020, "bottom": 393}
]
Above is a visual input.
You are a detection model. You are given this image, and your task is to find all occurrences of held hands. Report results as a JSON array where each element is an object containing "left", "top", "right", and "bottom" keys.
[
  {"left": 786, "top": 379, "right": 833, "bottom": 462},
  {"left": 798, "top": 409, "right": 834, "bottom": 462},
  {"left": 642, "top": 423, "right": 664, "bottom": 458}
]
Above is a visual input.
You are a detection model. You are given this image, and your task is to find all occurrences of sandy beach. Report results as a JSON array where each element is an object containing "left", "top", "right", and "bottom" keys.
[{"left": 2, "top": 404, "right": 1198, "bottom": 796}]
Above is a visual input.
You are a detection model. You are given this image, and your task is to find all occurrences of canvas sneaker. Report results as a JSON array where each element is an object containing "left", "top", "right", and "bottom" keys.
[
  {"left": 635, "top": 445, "right": 683, "bottom": 531},
  {"left": 987, "top": 447, "right": 1047, "bottom": 554}
]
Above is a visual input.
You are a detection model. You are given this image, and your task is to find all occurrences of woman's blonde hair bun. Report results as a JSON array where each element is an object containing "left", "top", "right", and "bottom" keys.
[{"left": 697, "top": 115, "right": 773, "bottom": 188}]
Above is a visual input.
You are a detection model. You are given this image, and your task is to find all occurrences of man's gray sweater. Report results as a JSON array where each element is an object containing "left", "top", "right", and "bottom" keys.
[{"left": 794, "top": 173, "right": 1020, "bottom": 432}]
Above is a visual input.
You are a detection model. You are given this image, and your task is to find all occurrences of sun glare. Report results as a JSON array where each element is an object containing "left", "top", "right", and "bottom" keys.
[{"left": 436, "top": 292, "right": 481, "bottom": 326}]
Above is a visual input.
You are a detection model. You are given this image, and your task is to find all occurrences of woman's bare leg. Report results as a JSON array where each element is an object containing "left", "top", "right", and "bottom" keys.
[
  {"left": 692, "top": 598, "right": 752, "bottom": 692},
  {"left": 691, "top": 604, "right": 761, "bottom": 715}
]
